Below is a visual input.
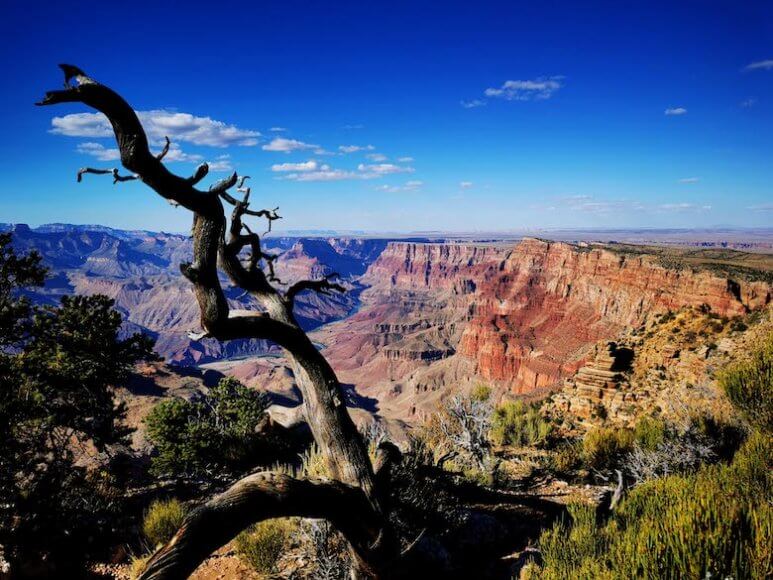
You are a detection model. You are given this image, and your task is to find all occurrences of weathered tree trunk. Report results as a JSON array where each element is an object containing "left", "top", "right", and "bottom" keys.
[{"left": 37, "top": 65, "right": 393, "bottom": 579}]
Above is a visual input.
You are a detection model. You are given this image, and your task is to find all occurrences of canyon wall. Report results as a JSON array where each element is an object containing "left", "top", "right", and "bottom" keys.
[{"left": 315, "top": 239, "right": 770, "bottom": 420}]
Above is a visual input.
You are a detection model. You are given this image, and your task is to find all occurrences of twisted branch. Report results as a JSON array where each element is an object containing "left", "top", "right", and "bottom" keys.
[
  {"left": 38, "top": 63, "right": 387, "bottom": 580},
  {"left": 156, "top": 136, "right": 171, "bottom": 160},
  {"left": 286, "top": 273, "right": 346, "bottom": 308},
  {"left": 77, "top": 167, "right": 139, "bottom": 184}
]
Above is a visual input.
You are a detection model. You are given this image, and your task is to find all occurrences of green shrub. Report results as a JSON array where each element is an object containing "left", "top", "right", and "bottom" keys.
[
  {"left": 632, "top": 416, "right": 666, "bottom": 450},
  {"left": 550, "top": 440, "right": 583, "bottom": 474},
  {"left": 142, "top": 498, "right": 187, "bottom": 547},
  {"left": 534, "top": 433, "right": 773, "bottom": 579},
  {"left": 128, "top": 554, "right": 151, "bottom": 579},
  {"left": 236, "top": 518, "right": 297, "bottom": 574},
  {"left": 581, "top": 427, "right": 634, "bottom": 471},
  {"left": 145, "top": 377, "right": 270, "bottom": 477},
  {"left": 491, "top": 400, "right": 553, "bottom": 447},
  {"left": 719, "top": 335, "right": 773, "bottom": 432},
  {"left": 470, "top": 383, "right": 492, "bottom": 402}
]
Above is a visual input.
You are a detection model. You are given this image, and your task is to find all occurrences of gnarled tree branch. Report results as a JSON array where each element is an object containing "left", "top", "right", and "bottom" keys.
[
  {"left": 140, "top": 472, "right": 383, "bottom": 580},
  {"left": 286, "top": 273, "right": 346, "bottom": 308},
  {"left": 38, "top": 64, "right": 389, "bottom": 579}
]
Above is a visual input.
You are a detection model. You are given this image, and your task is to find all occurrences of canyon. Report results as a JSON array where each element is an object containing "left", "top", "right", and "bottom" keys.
[{"left": 6, "top": 223, "right": 771, "bottom": 424}]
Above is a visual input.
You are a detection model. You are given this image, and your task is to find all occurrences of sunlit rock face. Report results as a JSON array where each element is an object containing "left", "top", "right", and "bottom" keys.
[{"left": 313, "top": 239, "right": 769, "bottom": 421}]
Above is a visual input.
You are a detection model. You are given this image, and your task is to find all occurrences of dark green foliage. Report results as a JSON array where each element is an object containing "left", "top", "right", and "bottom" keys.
[
  {"left": 21, "top": 294, "right": 156, "bottom": 448},
  {"left": 0, "top": 234, "right": 156, "bottom": 573},
  {"left": 145, "top": 377, "right": 270, "bottom": 478},
  {"left": 719, "top": 334, "right": 773, "bottom": 432},
  {"left": 0, "top": 232, "right": 45, "bottom": 349}
]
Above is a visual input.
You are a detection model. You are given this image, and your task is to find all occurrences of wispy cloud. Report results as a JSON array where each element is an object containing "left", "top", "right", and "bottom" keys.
[
  {"left": 366, "top": 153, "right": 388, "bottom": 162},
  {"left": 744, "top": 59, "right": 773, "bottom": 71},
  {"left": 657, "top": 203, "right": 711, "bottom": 212},
  {"left": 396, "top": 156, "right": 413, "bottom": 163},
  {"left": 262, "top": 137, "right": 319, "bottom": 152},
  {"left": 357, "top": 163, "right": 414, "bottom": 175},
  {"left": 377, "top": 180, "right": 424, "bottom": 193},
  {"left": 52, "top": 110, "right": 260, "bottom": 147},
  {"left": 740, "top": 97, "right": 757, "bottom": 108},
  {"left": 342, "top": 124, "right": 364, "bottom": 130},
  {"left": 269, "top": 127, "right": 286, "bottom": 132},
  {"left": 280, "top": 161, "right": 415, "bottom": 182},
  {"left": 459, "top": 181, "right": 473, "bottom": 189},
  {"left": 665, "top": 107, "right": 687, "bottom": 116},
  {"left": 747, "top": 203, "right": 773, "bottom": 212},
  {"left": 484, "top": 76, "right": 564, "bottom": 101},
  {"left": 339, "top": 144, "right": 375, "bottom": 154},
  {"left": 282, "top": 165, "right": 358, "bottom": 182},
  {"left": 271, "top": 160, "right": 319, "bottom": 172},
  {"left": 678, "top": 177, "right": 700, "bottom": 183},
  {"left": 460, "top": 99, "right": 486, "bottom": 109},
  {"left": 208, "top": 154, "right": 233, "bottom": 172},
  {"left": 76, "top": 142, "right": 121, "bottom": 161}
]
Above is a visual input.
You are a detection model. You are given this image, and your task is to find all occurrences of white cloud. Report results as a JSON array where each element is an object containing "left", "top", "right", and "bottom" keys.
[
  {"left": 269, "top": 127, "right": 287, "bottom": 132},
  {"left": 397, "top": 156, "right": 413, "bottom": 163},
  {"left": 747, "top": 203, "right": 773, "bottom": 212},
  {"left": 283, "top": 165, "right": 359, "bottom": 182},
  {"left": 459, "top": 181, "right": 473, "bottom": 189},
  {"left": 339, "top": 144, "right": 375, "bottom": 154},
  {"left": 460, "top": 99, "right": 486, "bottom": 108},
  {"left": 744, "top": 59, "right": 773, "bottom": 71},
  {"left": 657, "top": 203, "right": 711, "bottom": 212},
  {"left": 741, "top": 97, "right": 757, "bottom": 108},
  {"left": 377, "top": 180, "right": 424, "bottom": 193},
  {"left": 76, "top": 142, "right": 120, "bottom": 161},
  {"left": 484, "top": 76, "right": 564, "bottom": 101},
  {"left": 366, "top": 153, "right": 388, "bottom": 162},
  {"left": 52, "top": 110, "right": 260, "bottom": 147},
  {"left": 279, "top": 160, "right": 415, "bottom": 182},
  {"left": 357, "top": 163, "right": 414, "bottom": 175},
  {"left": 262, "top": 137, "right": 319, "bottom": 152},
  {"left": 342, "top": 124, "right": 364, "bottom": 130},
  {"left": 665, "top": 107, "right": 687, "bottom": 116},
  {"left": 76, "top": 141, "right": 204, "bottom": 164},
  {"left": 271, "top": 160, "right": 318, "bottom": 172},
  {"left": 678, "top": 177, "right": 700, "bottom": 183},
  {"left": 207, "top": 154, "right": 233, "bottom": 172},
  {"left": 555, "top": 195, "right": 645, "bottom": 215}
]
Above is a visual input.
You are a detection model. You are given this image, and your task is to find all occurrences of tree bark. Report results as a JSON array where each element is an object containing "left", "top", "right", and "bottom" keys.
[{"left": 38, "top": 65, "right": 390, "bottom": 578}]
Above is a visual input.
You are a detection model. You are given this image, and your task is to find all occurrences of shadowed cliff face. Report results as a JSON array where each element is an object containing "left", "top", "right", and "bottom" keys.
[
  {"left": 8, "top": 224, "right": 388, "bottom": 364},
  {"left": 312, "top": 239, "right": 770, "bottom": 421}
]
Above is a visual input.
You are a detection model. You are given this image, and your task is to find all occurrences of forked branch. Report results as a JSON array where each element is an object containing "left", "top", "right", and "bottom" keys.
[{"left": 286, "top": 273, "right": 346, "bottom": 308}]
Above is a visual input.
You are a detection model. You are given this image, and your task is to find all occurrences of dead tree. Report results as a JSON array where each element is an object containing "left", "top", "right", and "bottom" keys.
[
  {"left": 37, "top": 65, "right": 398, "bottom": 579},
  {"left": 38, "top": 65, "right": 569, "bottom": 579}
]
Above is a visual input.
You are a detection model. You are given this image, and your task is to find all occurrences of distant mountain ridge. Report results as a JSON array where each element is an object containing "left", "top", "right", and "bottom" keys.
[{"left": 7, "top": 223, "right": 391, "bottom": 364}]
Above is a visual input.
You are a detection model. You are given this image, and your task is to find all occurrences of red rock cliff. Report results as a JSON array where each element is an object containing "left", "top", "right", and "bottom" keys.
[{"left": 343, "top": 239, "right": 770, "bottom": 398}]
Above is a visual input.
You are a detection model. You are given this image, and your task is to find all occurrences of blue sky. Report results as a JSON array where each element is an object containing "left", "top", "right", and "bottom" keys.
[{"left": 0, "top": 0, "right": 771, "bottom": 233}]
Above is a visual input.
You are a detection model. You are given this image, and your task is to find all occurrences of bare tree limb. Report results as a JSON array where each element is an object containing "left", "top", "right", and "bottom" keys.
[
  {"left": 187, "top": 163, "right": 209, "bottom": 185},
  {"left": 286, "top": 273, "right": 346, "bottom": 308},
  {"left": 139, "top": 472, "right": 383, "bottom": 580},
  {"left": 156, "top": 136, "right": 171, "bottom": 160},
  {"left": 77, "top": 167, "right": 139, "bottom": 184}
]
